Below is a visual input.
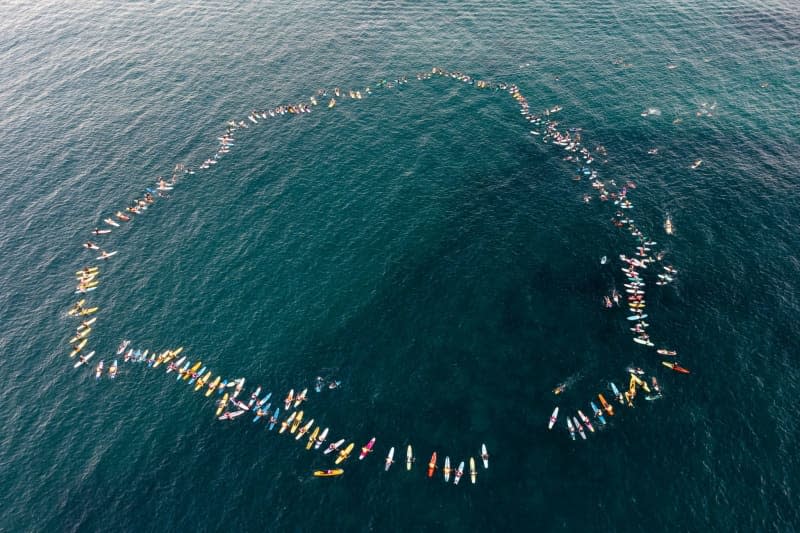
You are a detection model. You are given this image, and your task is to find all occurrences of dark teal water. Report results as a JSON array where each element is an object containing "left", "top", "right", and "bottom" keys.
[{"left": 1, "top": 1, "right": 799, "bottom": 531}]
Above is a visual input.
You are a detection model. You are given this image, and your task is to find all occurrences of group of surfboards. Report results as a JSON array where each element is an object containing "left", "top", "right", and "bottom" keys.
[
  {"left": 534, "top": 74, "right": 693, "bottom": 440},
  {"left": 115, "top": 340, "right": 489, "bottom": 482},
  {"left": 63, "top": 67, "right": 687, "bottom": 474}
]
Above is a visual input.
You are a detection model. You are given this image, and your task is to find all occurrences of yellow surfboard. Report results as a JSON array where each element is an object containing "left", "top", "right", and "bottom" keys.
[{"left": 335, "top": 443, "right": 354, "bottom": 465}]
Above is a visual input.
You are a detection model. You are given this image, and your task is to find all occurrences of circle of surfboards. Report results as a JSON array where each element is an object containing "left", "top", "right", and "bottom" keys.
[{"left": 63, "top": 67, "right": 688, "bottom": 481}]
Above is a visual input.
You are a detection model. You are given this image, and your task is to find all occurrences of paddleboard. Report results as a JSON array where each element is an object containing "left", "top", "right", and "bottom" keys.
[
  {"left": 548, "top": 407, "right": 559, "bottom": 430},
  {"left": 268, "top": 407, "right": 280, "bottom": 431},
  {"left": 290, "top": 410, "right": 304, "bottom": 433},
  {"left": 385, "top": 447, "right": 395, "bottom": 471},
  {"left": 324, "top": 438, "right": 345, "bottom": 455},
  {"left": 314, "top": 427, "right": 328, "bottom": 449},
  {"left": 469, "top": 457, "right": 477, "bottom": 484},
  {"left": 215, "top": 393, "right": 229, "bottom": 416},
  {"left": 73, "top": 351, "right": 95, "bottom": 368},
  {"left": 335, "top": 443, "right": 354, "bottom": 465},
  {"left": 359, "top": 437, "right": 376, "bottom": 460},
  {"left": 295, "top": 419, "right": 314, "bottom": 440},
  {"left": 306, "top": 427, "right": 320, "bottom": 450},
  {"left": 454, "top": 461, "right": 465, "bottom": 485},
  {"left": 427, "top": 452, "right": 437, "bottom": 477}
]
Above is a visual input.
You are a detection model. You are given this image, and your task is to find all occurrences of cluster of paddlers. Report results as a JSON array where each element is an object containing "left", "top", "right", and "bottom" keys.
[{"left": 63, "top": 67, "right": 686, "bottom": 475}]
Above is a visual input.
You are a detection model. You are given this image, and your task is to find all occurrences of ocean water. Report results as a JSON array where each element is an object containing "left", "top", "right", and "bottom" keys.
[{"left": 1, "top": 1, "right": 799, "bottom": 531}]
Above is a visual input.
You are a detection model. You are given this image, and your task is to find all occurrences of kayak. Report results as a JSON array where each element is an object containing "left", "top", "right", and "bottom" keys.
[
  {"left": 97, "top": 251, "right": 118, "bottom": 260},
  {"left": 567, "top": 417, "right": 576, "bottom": 441},
  {"left": 359, "top": 437, "right": 376, "bottom": 460},
  {"left": 104, "top": 218, "right": 120, "bottom": 227},
  {"left": 295, "top": 419, "right": 314, "bottom": 440},
  {"left": 453, "top": 461, "right": 465, "bottom": 485},
  {"left": 657, "top": 348, "right": 677, "bottom": 356},
  {"left": 109, "top": 359, "right": 118, "bottom": 379},
  {"left": 578, "top": 410, "right": 595, "bottom": 433},
  {"left": 306, "top": 427, "right": 320, "bottom": 450},
  {"left": 427, "top": 452, "right": 437, "bottom": 477},
  {"left": 443, "top": 456, "right": 451, "bottom": 482},
  {"left": 481, "top": 444, "right": 489, "bottom": 469},
  {"left": 469, "top": 457, "right": 477, "bottom": 485},
  {"left": 215, "top": 393, "right": 229, "bottom": 417},
  {"left": 662, "top": 361, "right": 691, "bottom": 374},
  {"left": 324, "top": 438, "right": 345, "bottom": 455},
  {"left": 95, "top": 360, "right": 104, "bottom": 380},
  {"left": 598, "top": 393, "right": 614, "bottom": 416},
  {"left": 268, "top": 408, "right": 280, "bottom": 431},
  {"left": 290, "top": 410, "right": 304, "bottom": 433},
  {"left": 591, "top": 401, "right": 606, "bottom": 425},
  {"left": 385, "top": 447, "right": 395, "bottom": 471},
  {"left": 335, "top": 443, "right": 355, "bottom": 465},
  {"left": 79, "top": 307, "right": 98, "bottom": 316},
  {"left": 315, "top": 427, "right": 328, "bottom": 449},
  {"left": 627, "top": 314, "right": 648, "bottom": 321},
  {"left": 280, "top": 411, "right": 297, "bottom": 434},
  {"left": 313, "top": 469, "right": 344, "bottom": 478},
  {"left": 74, "top": 351, "right": 95, "bottom": 368},
  {"left": 406, "top": 445, "right": 414, "bottom": 470},
  {"left": 548, "top": 406, "right": 559, "bottom": 430},
  {"left": 205, "top": 376, "right": 221, "bottom": 397}
]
